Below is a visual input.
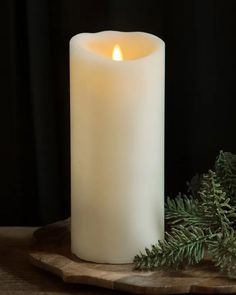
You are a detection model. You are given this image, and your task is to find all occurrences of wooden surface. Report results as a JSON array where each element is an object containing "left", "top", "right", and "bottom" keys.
[
  {"left": 0, "top": 224, "right": 123, "bottom": 295},
  {"left": 28, "top": 219, "right": 236, "bottom": 294}
]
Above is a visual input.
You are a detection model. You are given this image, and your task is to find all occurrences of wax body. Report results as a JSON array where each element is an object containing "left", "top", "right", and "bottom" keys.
[{"left": 70, "top": 31, "right": 165, "bottom": 263}]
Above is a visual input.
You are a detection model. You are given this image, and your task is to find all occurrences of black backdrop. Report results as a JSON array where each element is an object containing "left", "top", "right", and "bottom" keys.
[{"left": 1, "top": 0, "right": 236, "bottom": 225}]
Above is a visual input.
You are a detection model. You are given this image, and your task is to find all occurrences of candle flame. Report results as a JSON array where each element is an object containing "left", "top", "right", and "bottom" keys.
[{"left": 112, "top": 44, "right": 123, "bottom": 61}]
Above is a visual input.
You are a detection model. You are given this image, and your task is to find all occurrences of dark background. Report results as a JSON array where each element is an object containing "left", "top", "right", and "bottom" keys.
[{"left": 1, "top": 0, "right": 236, "bottom": 225}]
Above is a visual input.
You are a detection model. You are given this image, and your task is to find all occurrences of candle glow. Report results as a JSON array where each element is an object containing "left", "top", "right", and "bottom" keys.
[{"left": 112, "top": 44, "right": 123, "bottom": 61}]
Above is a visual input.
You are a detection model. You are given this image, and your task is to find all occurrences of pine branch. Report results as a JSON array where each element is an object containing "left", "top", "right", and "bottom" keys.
[
  {"left": 187, "top": 174, "right": 203, "bottom": 198},
  {"left": 199, "top": 170, "right": 236, "bottom": 232},
  {"left": 134, "top": 226, "right": 214, "bottom": 270},
  {"left": 134, "top": 151, "right": 236, "bottom": 276},
  {"left": 165, "top": 194, "right": 208, "bottom": 228},
  {"left": 208, "top": 230, "right": 236, "bottom": 275},
  {"left": 215, "top": 151, "right": 236, "bottom": 204}
]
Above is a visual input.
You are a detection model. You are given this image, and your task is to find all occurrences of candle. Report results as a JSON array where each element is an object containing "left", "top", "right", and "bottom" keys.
[{"left": 70, "top": 31, "right": 165, "bottom": 264}]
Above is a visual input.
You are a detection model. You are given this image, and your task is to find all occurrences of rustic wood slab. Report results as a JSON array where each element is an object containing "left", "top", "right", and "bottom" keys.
[{"left": 29, "top": 219, "right": 236, "bottom": 294}]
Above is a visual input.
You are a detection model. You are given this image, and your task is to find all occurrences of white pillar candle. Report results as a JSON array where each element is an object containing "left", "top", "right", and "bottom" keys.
[{"left": 70, "top": 31, "right": 165, "bottom": 264}]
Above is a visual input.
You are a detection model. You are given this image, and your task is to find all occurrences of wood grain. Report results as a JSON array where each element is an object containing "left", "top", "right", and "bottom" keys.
[{"left": 29, "top": 219, "right": 236, "bottom": 294}]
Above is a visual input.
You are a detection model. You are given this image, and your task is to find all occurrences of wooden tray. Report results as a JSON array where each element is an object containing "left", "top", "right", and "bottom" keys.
[{"left": 29, "top": 219, "right": 236, "bottom": 294}]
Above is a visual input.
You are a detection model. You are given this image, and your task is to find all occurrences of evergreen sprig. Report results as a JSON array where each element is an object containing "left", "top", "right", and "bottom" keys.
[
  {"left": 215, "top": 151, "right": 236, "bottom": 204},
  {"left": 134, "top": 226, "right": 215, "bottom": 270},
  {"left": 165, "top": 194, "right": 207, "bottom": 228},
  {"left": 134, "top": 151, "right": 236, "bottom": 276},
  {"left": 199, "top": 170, "right": 236, "bottom": 232},
  {"left": 187, "top": 174, "right": 203, "bottom": 198},
  {"left": 208, "top": 230, "right": 236, "bottom": 275}
]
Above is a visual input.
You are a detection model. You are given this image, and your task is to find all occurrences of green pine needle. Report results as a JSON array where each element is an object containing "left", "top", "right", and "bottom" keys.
[
  {"left": 165, "top": 194, "right": 207, "bottom": 228},
  {"left": 199, "top": 170, "right": 236, "bottom": 232},
  {"left": 134, "top": 226, "right": 215, "bottom": 270},
  {"left": 215, "top": 150, "right": 236, "bottom": 204},
  {"left": 187, "top": 174, "right": 203, "bottom": 198},
  {"left": 134, "top": 151, "right": 236, "bottom": 277},
  {"left": 209, "top": 230, "right": 236, "bottom": 275}
]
